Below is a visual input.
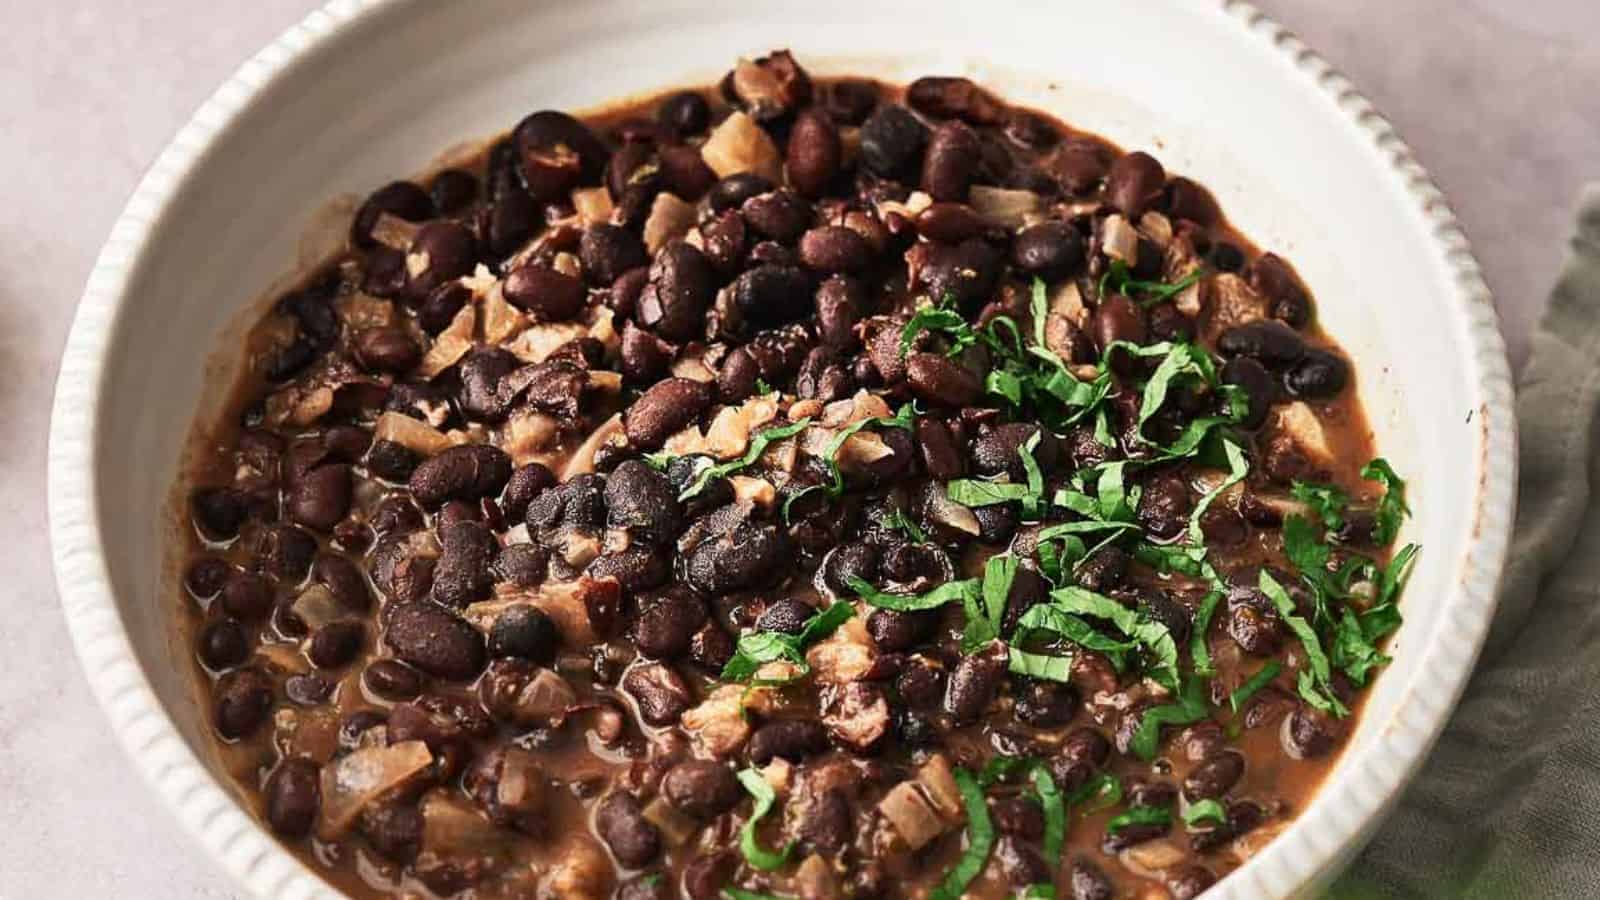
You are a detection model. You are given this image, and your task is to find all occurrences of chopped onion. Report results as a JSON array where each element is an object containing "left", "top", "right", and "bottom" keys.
[{"left": 317, "top": 740, "right": 433, "bottom": 838}]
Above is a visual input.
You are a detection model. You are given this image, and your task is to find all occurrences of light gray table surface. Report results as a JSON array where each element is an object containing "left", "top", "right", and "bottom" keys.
[{"left": 2, "top": 1, "right": 1594, "bottom": 896}]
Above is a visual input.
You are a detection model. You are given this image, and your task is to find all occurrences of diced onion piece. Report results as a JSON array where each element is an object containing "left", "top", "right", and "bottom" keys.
[
  {"left": 1101, "top": 214, "right": 1140, "bottom": 264},
  {"left": 681, "top": 685, "right": 752, "bottom": 757},
  {"left": 418, "top": 303, "right": 476, "bottom": 378},
  {"left": 1138, "top": 210, "right": 1174, "bottom": 249},
  {"left": 374, "top": 411, "right": 454, "bottom": 456},
  {"left": 561, "top": 413, "right": 624, "bottom": 480},
  {"left": 369, "top": 212, "right": 421, "bottom": 250},
  {"left": 917, "top": 754, "right": 964, "bottom": 821},
  {"left": 794, "top": 854, "right": 840, "bottom": 900},
  {"left": 670, "top": 354, "right": 717, "bottom": 383},
  {"left": 970, "top": 185, "right": 1043, "bottom": 229},
  {"left": 1050, "top": 281, "right": 1089, "bottom": 329},
  {"left": 339, "top": 293, "right": 396, "bottom": 330},
  {"left": 878, "top": 782, "right": 946, "bottom": 850},
  {"left": 552, "top": 251, "right": 582, "bottom": 279},
  {"left": 289, "top": 584, "right": 347, "bottom": 631},
  {"left": 547, "top": 838, "right": 614, "bottom": 900},
  {"left": 1201, "top": 273, "right": 1269, "bottom": 341},
  {"left": 1121, "top": 838, "right": 1188, "bottom": 878},
  {"left": 505, "top": 321, "right": 590, "bottom": 364},
  {"left": 318, "top": 740, "right": 433, "bottom": 838},
  {"left": 586, "top": 306, "right": 620, "bottom": 354},
  {"left": 700, "top": 111, "right": 782, "bottom": 183},
  {"left": 571, "top": 186, "right": 614, "bottom": 226},
  {"left": 419, "top": 791, "right": 513, "bottom": 858},
  {"left": 499, "top": 411, "right": 561, "bottom": 466},
  {"left": 729, "top": 475, "right": 776, "bottom": 509},
  {"left": 1272, "top": 402, "right": 1335, "bottom": 465},
  {"left": 925, "top": 487, "right": 982, "bottom": 536},
  {"left": 642, "top": 796, "right": 698, "bottom": 846},
  {"left": 806, "top": 617, "right": 876, "bottom": 685},
  {"left": 481, "top": 283, "right": 528, "bottom": 345},
  {"left": 642, "top": 192, "right": 698, "bottom": 255}
]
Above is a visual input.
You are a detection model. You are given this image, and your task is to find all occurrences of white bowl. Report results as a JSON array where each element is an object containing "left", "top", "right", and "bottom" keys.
[{"left": 48, "top": 0, "right": 1515, "bottom": 896}]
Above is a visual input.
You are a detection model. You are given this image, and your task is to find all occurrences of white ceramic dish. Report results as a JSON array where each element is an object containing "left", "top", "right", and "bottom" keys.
[{"left": 48, "top": 0, "right": 1515, "bottom": 897}]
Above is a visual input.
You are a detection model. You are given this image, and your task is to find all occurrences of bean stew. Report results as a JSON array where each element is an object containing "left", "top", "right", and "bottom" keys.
[{"left": 176, "top": 51, "right": 1420, "bottom": 899}]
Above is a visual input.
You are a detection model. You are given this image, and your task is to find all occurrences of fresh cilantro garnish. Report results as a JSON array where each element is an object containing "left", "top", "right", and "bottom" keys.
[
  {"left": 719, "top": 601, "right": 854, "bottom": 683},
  {"left": 1031, "top": 765, "right": 1066, "bottom": 864},
  {"left": 929, "top": 769, "right": 996, "bottom": 900},
  {"left": 1182, "top": 799, "right": 1229, "bottom": 829},
  {"left": 1067, "top": 772, "right": 1122, "bottom": 813},
  {"left": 883, "top": 507, "right": 928, "bottom": 543},
  {"left": 901, "top": 300, "right": 978, "bottom": 357},
  {"left": 1048, "top": 586, "right": 1182, "bottom": 691},
  {"left": 1187, "top": 438, "right": 1249, "bottom": 545},
  {"left": 1291, "top": 480, "right": 1348, "bottom": 531},
  {"left": 1007, "top": 647, "right": 1076, "bottom": 682},
  {"left": 781, "top": 405, "right": 913, "bottom": 520},
  {"left": 754, "top": 377, "right": 775, "bottom": 395},
  {"left": 1012, "top": 603, "right": 1138, "bottom": 673},
  {"left": 1361, "top": 458, "right": 1410, "bottom": 545},
  {"left": 736, "top": 767, "right": 794, "bottom": 870},
  {"left": 1229, "top": 660, "right": 1282, "bottom": 713},
  {"left": 947, "top": 480, "right": 1034, "bottom": 507},
  {"left": 1189, "top": 589, "right": 1222, "bottom": 677},
  {"left": 962, "top": 555, "right": 1019, "bottom": 651}
]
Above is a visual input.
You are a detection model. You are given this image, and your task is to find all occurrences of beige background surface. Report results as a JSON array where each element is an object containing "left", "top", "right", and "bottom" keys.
[{"left": 3, "top": 1, "right": 1595, "bottom": 895}]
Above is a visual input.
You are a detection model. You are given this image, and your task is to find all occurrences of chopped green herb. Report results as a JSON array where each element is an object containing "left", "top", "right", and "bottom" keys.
[
  {"left": 1229, "top": 660, "right": 1282, "bottom": 713},
  {"left": 1100, "top": 258, "right": 1204, "bottom": 306},
  {"left": 1067, "top": 772, "right": 1123, "bottom": 813},
  {"left": 1361, "top": 458, "right": 1410, "bottom": 545},
  {"left": 1050, "top": 587, "right": 1182, "bottom": 691},
  {"left": 722, "top": 891, "right": 788, "bottom": 900},
  {"left": 720, "top": 601, "right": 854, "bottom": 683},
  {"left": 781, "top": 405, "right": 913, "bottom": 520},
  {"left": 962, "top": 555, "right": 1018, "bottom": 652},
  {"left": 1014, "top": 603, "right": 1138, "bottom": 671},
  {"left": 736, "top": 767, "right": 794, "bottom": 870},
  {"left": 1018, "top": 432, "right": 1046, "bottom": 518},
  {"left": 977, "top": 754, "right": 1033, "bottom": 787},
  {"left": 1187, "top": 438, "right": 1249, "bottom": 546},
  {"left": 947, "top": 479, "right": 1034, "bottom": 507},
  {"left": 1329, "top": 609, "right": 1389, "bottom": 686},
  {"left": 1031, "top": 764, "right": 1066, "bottom": 863},
  {"left": 1182, "top": 799, "right": 1229, "bottom": 829},
  {"left": 1259, "top": 571, "right": 1347, "bottom": 717},
  {"left": 929, "top": 769, "right": 996, "bottom": 900},
  {"left": 754, "top": 378, "right": 775, "bottom": 395},
  {"left": 883, "top": 507, "right": 928, "bottom": 543},
  {"left": 679, "top": 418, "right": 812, "bottom": 501},
  {"left": 1106, "top": 805, "right": 1171, "bottom": 834},
  {"left": 1129, "top": 677, "right": 1210, "bottom": 761},
  {"left": 1291, "top": 480, "right": 1348, "bottom": 531},
  {"left": 848, "top": 575, "right": 978, "bottom": 612},
  {"left": 1018, "top": 886, "right": 1055, "bottom": 900},
  {"left": 1008, "top": 647, "right": 1075, "bottom": 682},
  {"left": 641, "top": 450, "right": 674, "bottom": 471},
  {"left": 901, "top": 300, "right": 977, "bottom": 356},
  {"left": 1190, "top": 590, "right": 1222, "bottom": 677}
]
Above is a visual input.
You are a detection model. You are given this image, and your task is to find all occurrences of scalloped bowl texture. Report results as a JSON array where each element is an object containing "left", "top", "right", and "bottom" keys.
[{"left": 48, "top": 1, "right": 1515, "bottom": 897}]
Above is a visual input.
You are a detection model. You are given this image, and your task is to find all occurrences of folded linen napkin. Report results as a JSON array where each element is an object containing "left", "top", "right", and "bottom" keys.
[{"left": 1333, "top": 186, "right": 1600, "bottom": 898}]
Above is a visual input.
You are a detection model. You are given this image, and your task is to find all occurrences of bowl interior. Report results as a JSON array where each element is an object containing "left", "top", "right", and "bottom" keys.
[{"left": 73, "top": 0, "right": 1506, "bottom": 896}]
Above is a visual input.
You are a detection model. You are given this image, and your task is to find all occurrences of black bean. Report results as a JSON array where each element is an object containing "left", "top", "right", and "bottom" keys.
[
  {"left": 619, "top": 321, "right": 672, "bottom": 385},
  {"left": 488, "top": 604, "right": 560, "bottom": 664},
  {"left": 360, "top": 803, "right": 423, "bottom": 864},
  {"left": 1285, "top": 348, "right": 1350, "bottom": 399},
  {"left": 213, "top": 667, "right": 274, "bottom": 740},
  {"left": 657, "top": 90, "right": 710, "bottom": 135},
  {"left": 970, "top": 422, "right": 1056, "bottom": 480},
  {"left": 596, "top": 792, "right": 661, "bottom": 868},
  {"left": 1248, "top": 252, "right": 1314, "bottom": 327},
  {"left": 1221, "top": 356, "right": 1276, "bottom": 430},
  {"left": 624, "top": 377, "right": 713, "bottom": 451},
  {"left": 432, "top": 520, "right": 497, "bottom": 607},
  {"left": 307, "top": 620, "right": 365, "bottom": 669},
  {"left": 351, "top": 180, "right": 434, "bottom": 249},
  {"left": 866, "top": 608, "right": 935, "bottom": 652},
  {"left": 408, "top": 444, "right": 513, "bottom": 509},
  {"left": 1285, "top": 704, "right": 1345, "bottom": 758},
  {"left": 661, "top": 760, "right": 741, "bottom": 820},
  {"left": 185, "top": 556, "right": 232, "bottom": 600},
  {"left": 914, "top": 416, "right": 965, "bottom": 480},
  {"left": 1166, "top": 865, "right": 1218, "bottom": 900},
  {"left": 689, "top": 621, "right": 736, "bottom": 672},
  {"left": 945, "top": 649, "right": 1004, "bottom": 724},
  {"left": 513, "top": 110, "right": 608, "bottom": 201},
  {"left": 363, "top": 659, "right": 423, "bottom": 701},
  {"left": 859, "top": 104, "right": 928, "bottom": 178},
  {"left": 755, "top": 597, "right": 814, "bottom": 635},
  {"left": 353, "top": 326, "right": 421, "bottom": 374},
  {"left": 1137, "top": 472, "right": 1191, "bottom": 540},
  {"left": 1148, "top": 303, "right": 1197, "bottom": 344},
  {"left": 916, "top": 237, "right": 999, "bottom": 311},
  {"left": 826, "top": 80, "right": 879, "bottom": 125},
  {"left": 634, "top": 588, "right": 708, "bottom": 660},
  {"left": 622, "top": 662, "right": 693, "bottom": 726},
  {"left": 732, "top": 264, "right": 813, "bottom": 328},
  {"left": 1074, "top": 546, "right": 1129, "bottom": 593},
  {"left": 907, "top": 76, "right": 1006, "bottom": 125},
  {"left": 995, "top": 835, "right": 1052, "bottom": 887},
  {"left": 427, "top": 168, "right": 478, "bottom": 214},
  {"left": 915, "top": 202, "right": 982, "bottom": 244},
  {"left": 742, "top": 189, "right": 812, "bottom": 243},
  {"left": 684, "top": 522, "right": 787, "bottom": 594},
  {"left": 747, "top": 719, "right": 829, "bottom": 764},
  {"left": 709, "top": 173, "right": 776, "bottom": 212},
  {"left": 487, "top": 183, "right": 539, "bottom": 258},
  {"left": 503, "top": 264, "right": 585, "bottom": 321},
  {"left": 991, "top": 795, "right": 1045, "bottom": 839},
  {"left": 383, "top": 601, "right": 486, "bottom": 681},
  {"left": 921, "top": 120, "right": 982, "bottom": 201},
  {"left": 1184, "top": 750, "right": 1245, "bottom": 801},
  {"left": 191, "top": 486, "right": 250, "bottom": 539},
  {"left": 795, "top": 345, "right": 854, "bottom": 401},
  {"left": 1105, "top": 151, "right": 1166, "bottom": 217},
  {"left": 821, "top": 542, "right": 879, "bottom": 597},
  {"left": 264, "top": 757, "right": 321, "bottom": 837},
  {"left": 906, "top": 353, "right": 981, "bottom": 407},
  {"left": 579, "top": 224, "right": 648, "bottom": 285},
  {"left": 1014, "top": 679, "right": 1079, "bottom": 728},
  {"left": 405, "top": 221, "right": 476, "bottom": 298},
  {"left": 604, "top": 459, "right": 682, "bottom": 540},
  {"left": 786, "top": 108, "right": 842, "bottom": 198},
  {"left": 197, "top": 619, "right": 250, "bottom": 670},
  {"left": 814, "top": 275, "right": 864, "bottom": 351},
  {"left": 1137, "top": 590, "right": 1193, "bottom": 645},
  {"left": 1225, "top": 588, "right": 1287, "bottom": 656},
  {"left": 1092, "top": 295, "right": 1147, "bottom": 371},
  {"left": 219, "top": 571, "right": 272, "bottom": 621},
  {"left": 285, "top": 464, "right": 351, "bottom": 533},
  {"left": 638, "top": 242, "right": 714, "bottom": 340},
  {"left": 1218, "top": 319, "right": 1307, "bottom": 367},
  {"left": 1012, "top": 221, "right": 1086, "bottom": 280},
  {"left": 365, "top": 439, "right": 418, "bottom": 483},
  {"left": 526, "top": 473, "right": 608, "bottom": 534},
  {"left": 798, "top": 226, "right": 870, "bottom": 273}
]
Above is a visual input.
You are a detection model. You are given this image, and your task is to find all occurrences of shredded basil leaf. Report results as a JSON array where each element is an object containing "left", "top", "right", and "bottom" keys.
[
  {"left": 1009, "top": 647, "right": 1075, "bottom": 682},
  {"left": 883, "top": 507, "right": 928, "bottom": 543},
  {"left": 962, "top": 555, "right": 1017, "bottom": 652},
  {"left": 1031, "top": 764, "right": 1066, "bottom": 863},
  {"left": 1018, "top": 432, "right": 1046, "bottom": 518},
  {"left": 930, "top": 769, "right": 996, "bottom": 900},
  {"left": 1129, "top": 677, "right": 1210, "bottom": 761},
  {"left": 947, "top": 479, "right": 1034, "bottom": 507},
  {"left": 1014, "top": 603, "right": 1138, "bottom": 671},
  {"left": 736, "top": 768, "right": 794, "bottom": 871},
  {"left": 1050, "top": 586, "right": 1181, "bottom": 690},
  {"left": 722, "top": 890, "right": 788, "bottom": 900},
  {"left": 1106, "top": 804, "right": 1171, "bottom": 833},
  {"left": 1182, "top": 799, "right": 1229, "bottom": 829},
  {"left": 1190, "top": 590, "right": 1222, "bottom": 677},
  {"left": 1329, "top": 609, "right": 1389, "bottom": 686},
  {"left": 849, "top": 575, "right": 977, "bottom": 612},
  {"left": 1187, "top": 438, "right": 1249, "bottom": 545},
  {"left": 1100, "top": 259, "right": 1204, "bottom": 306},
  {"left": 1259, "top": 571, "right": 1347, "bottom": 717},
  {"left": 902, "top": 301, "right": 977, "bottom": 356},
  {"left": 1229, "top": 660, "right": 1283, "bottom": 712},
  {"left": 1068, "top": 772, "right": 1123, "bottom": 813},
  {"left": 679, "top": 418, "right": 811, "bottom": 501}
]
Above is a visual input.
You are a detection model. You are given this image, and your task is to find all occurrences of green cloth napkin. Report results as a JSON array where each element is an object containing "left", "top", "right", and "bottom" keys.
[{"left": 1333, "top": 186, "right": 1600, "bottom": 898}]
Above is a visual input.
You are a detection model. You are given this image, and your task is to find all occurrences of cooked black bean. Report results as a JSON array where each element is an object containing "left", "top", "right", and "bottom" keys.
[
  {"left": 487, "top": 604, "right": 559, "bottom": 664},
  {"left": 970, "top": 422, "right": 1056, "bottom": 480},
  {"left": 624, "top": 377, "right": 713, "bottom": 451},
  {"left": 787, "top": 108, "right": 842, "bottom": 197},
  {"left": 922, "top": 120, "right": 982, "bottom": 201},
  {"left": 662, "top": 760, "right": 742, "bottom": 819},
  {"left": 197, "top": 619, "right": 250, "bottom": 670},
  {"left": 1136, "top": 472, "right": 1192, "bottom": 540},
  {"left": 906, "top": 352, "right": 981, "bottom": 407},
  {"left": 432, "top": 520, "right": 496, "bottom": 607},
  {"left": 513, "top": 110, "right": 608, "bottom": 201},
  {"left": 799, "top": 225, "right": 870, "bottom": 273},
  {"left": 365, "top": 439, "right": 419, "bottom": 483},
  {"left": 859, "top": 104, "right": 928, "bottom": 178},
  {"left": 1012, "top": 221, "right": 1086, "bottom": 279},
  {"left": 408, "top": 444, "right": 513, "bottom": 509},
  {"left": 1248, "top": 252, "right": 1314, "bottom": 328},
  {"left": 308, "top": 621, "right": 365, "bottom": 669},
  {"left": 383, "top": 602, "right": 486, "bottom": 681},
  {"left": 503, "top": 264, "right": 585, "bottom": 321},
  {"left": 213, "top": 667, "right": 274, "bottom": 740},
  {"left": 755, "top": 597, "right": 814, "bottom": 635},
  {"left": 1105, "top": 151, "right": 1166, "bottom": 217},
  {"left": 657, "top": 90, "right": 710, "bottom": 135},
  {"left": 1184, "top": 750, "right": 1245, "bottom": 801},
  {"left": 286, "top": 463, "right": 351, "bottom": 532},
  {"left": 865, "top": 608, "right": 935, "bottom": 652},
  {"left": 1218, "top": 319, "right": 1307, "bottom": 367},
  {"left": 1285, "top": 348, "right": 1350, "bottom": 399},
  {"left": 404, "top": 221, "right": 476, "bottom": 298},
  {"left": 604, "top": 459, "right": 683, "bottom": 539},
  {"left": 1221, "top": 356, "right": 1277, "bottom": 429},
  {"left": 638, "top": 242, "right": 714, "bottom": 340},
  {"left": 747, "top": 719, "right": 829, "bottom": 764},
  {"left": 1166, "top": 865, "right": 1218, "bottom": 900},
  {"left": 908, "top": 76, "right": 1005, "bottom": 125},
  {"left": 265, "top": 758, "right": 321, "bottom": 837},
  {"left": 684, "top": 522, "right": 786, "bottom": 594},
  {"left": 191, "top": 486, "right": 250, "bottom": 539},
  {"left": 622, "top": 662, "right": 693, "bottom": 726},
  {"left": 351, "top": 181, "right": 434, "bottom": 249},
  {"left": 634, "top": 588, "right": 707, "bottom": 660},
  {"left": 1015, "top": 679, "right": 1079, "bottom": 728},
  {"left": 945, "top": 649, "right": 1005, "bottom": 724},
  {"left": 1069, "top": 858, "right": 1115, "bottom": 900},
  {"left": 218, "top": 571, "right": 272, "bottom": 621},
  {"left": 363, "top": 659, "right": 424, "bottom": 701},
  {"left": 596, "top": 792, "right": 662, "bottom": 868},
  {"left": 732, "top": 263, "right": 813, "bottom": 328},
  {"left": 742, "top": 189, "right": 812, "bottom": 242},
  {"left": 1225, "top": 588, "right": 1287, "bottom": 656},
  {"left": 1285, "top": 704, "right": 1345, "bottom": 758},
  {"left": 916, "top": 237, "right": 999, "bottom": 311}
]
